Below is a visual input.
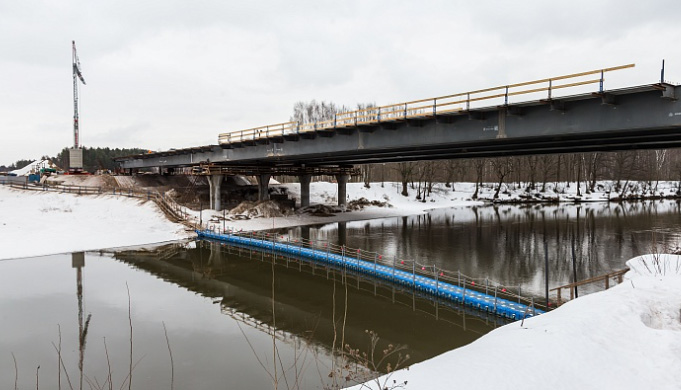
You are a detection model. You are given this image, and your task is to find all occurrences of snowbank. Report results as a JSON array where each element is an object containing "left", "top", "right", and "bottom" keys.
[
  {"left": 0, "top": 186, "right": 189, "bottom": 260},
  {"left": 195, "top": 182, "right": 483, "bottom": 232},
  {"left": 195, "top": 180, "right": 681, "bottom": 233},
  {"left": 347, "top": 256, "right": 681, "bottom": 390}
]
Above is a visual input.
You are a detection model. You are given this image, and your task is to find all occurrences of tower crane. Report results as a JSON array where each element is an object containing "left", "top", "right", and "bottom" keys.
[{"left": 69, "top": 40, "right": 86, "bottom": 173}]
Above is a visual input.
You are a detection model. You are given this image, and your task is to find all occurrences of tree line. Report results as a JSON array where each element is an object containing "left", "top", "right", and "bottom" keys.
[
  {"left": 0, "top": 147, "right": 147, "bottom": 173},
  {"left": 357, "top": 149, "right": 681, "bottom": 198}
]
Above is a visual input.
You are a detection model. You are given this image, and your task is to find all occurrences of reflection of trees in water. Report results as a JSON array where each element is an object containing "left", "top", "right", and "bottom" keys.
[{"left": 301, "top": 201, "right": 681, "bottom": 295}]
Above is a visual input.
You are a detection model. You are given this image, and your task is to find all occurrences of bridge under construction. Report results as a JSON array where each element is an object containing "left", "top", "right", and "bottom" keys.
[{"left": 115, "top": 64, "right": 681, "bottom": 210}]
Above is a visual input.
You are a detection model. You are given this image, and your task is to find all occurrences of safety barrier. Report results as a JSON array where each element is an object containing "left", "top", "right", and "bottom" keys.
[
  {"left": 218, "top": 64, "right": 635, "bottom": 145},
  {"left": 197, "top": 229, "right": 545, "bottom": 320}
]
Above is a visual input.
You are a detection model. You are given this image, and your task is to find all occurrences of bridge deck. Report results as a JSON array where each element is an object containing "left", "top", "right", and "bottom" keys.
[{"left": 115, "top": 64, "right": 681, "bottom": 171}]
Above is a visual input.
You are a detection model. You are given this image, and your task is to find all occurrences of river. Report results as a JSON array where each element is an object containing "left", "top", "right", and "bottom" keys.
[{"left": 1, "top": 200, "right": 679, "bottom": 389}]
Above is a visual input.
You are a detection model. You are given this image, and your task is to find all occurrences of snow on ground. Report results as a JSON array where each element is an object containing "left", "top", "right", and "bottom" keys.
[
  {"left": 2, "top": 178, "right": 680, "bottom": 389},
  {"left": 196, "top": 181, "right": 484, "bottom": 232},
  {"left": 0, "top": 186, "right": 189, "bottom": 260},
  {"left": 347, "top": 255, "right": 681, "bottom": 390},
  {"left": 196, "top": 179, "right": 681, "bottom": 232}
]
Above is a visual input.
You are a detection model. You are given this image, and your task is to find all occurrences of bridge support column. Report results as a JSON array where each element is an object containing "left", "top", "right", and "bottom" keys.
[
  {"left": 299, "top": 174, "right": 311, "bottom": 208},
  {"left": 207, "top": 175, "right": 224, "bottom": 211},
  {"left": 257, "top": 174, "right": 271, "bottom": 201},
  {"left": 336, "top": 174, "right": 349, "bottom": 207}
]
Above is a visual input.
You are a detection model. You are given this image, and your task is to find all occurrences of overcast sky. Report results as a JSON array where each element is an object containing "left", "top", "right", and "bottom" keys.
[{"left": 1, "top": 0, "right": 680, "bottom": 165}]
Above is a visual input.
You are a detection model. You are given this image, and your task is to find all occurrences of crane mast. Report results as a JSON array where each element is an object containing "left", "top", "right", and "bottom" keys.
[{"left": 70, "top": 41, "right": 86, "bottom": 173}]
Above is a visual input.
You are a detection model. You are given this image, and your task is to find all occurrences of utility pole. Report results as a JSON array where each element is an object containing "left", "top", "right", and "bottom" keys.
[{"left": 69, "top": 40, "right": 86, "bottom": 174}]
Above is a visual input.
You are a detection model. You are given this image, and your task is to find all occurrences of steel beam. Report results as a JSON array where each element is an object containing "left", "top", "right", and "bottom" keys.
[{"left": 116, "top": 85, "right": 681, "bottom": 171}]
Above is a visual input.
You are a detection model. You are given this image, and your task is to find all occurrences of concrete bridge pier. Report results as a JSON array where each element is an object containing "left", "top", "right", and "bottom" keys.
[
  {"left": 257, "top": 174, "right": 271, "bottom": 201},
  {"left": 336, "top": 174, "right": 349, "bottom": 207},
  {"left": 299, "top": 174, "right": 311, "bottom": 208},
  {"left": 208, "top": 175, "right": 224, "bottom": 211}
]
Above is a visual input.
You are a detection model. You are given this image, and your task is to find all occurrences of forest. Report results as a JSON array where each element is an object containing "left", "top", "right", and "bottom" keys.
[{"left": 0, "top": 147, "right": 147, "bottom": 173}]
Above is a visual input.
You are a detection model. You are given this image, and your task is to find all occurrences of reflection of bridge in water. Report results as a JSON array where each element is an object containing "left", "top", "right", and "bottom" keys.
[{"left": 111, "top": 240, "right": 505, "bottom": 367}]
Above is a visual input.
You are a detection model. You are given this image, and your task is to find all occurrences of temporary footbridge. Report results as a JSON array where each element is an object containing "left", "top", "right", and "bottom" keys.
[{"left": 197, "top": 229, "right": 545, "bottom": 320}]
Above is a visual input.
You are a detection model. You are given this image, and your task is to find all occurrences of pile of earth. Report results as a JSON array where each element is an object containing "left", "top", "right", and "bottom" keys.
[
  {"left": 294, "top": 197, "right": 392, "bottom": 217},
  {"left": 228, "top": 200, "right": 291, "bottom": 219},
  {"left": 347, "top": 197, "right": 392, "bottom": 210},
  {"left": 296, "top": 204, "right": 344, "bottom": 217}
]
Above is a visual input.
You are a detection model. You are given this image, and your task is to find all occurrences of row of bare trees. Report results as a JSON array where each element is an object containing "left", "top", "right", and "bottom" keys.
[{"left": 356, "top": 149, "right": 681, "bottom": 198}]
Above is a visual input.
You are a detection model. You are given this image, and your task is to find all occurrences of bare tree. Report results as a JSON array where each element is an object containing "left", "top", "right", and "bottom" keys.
[
  {"left": 491, "top": 157, "right": 514, "bottom": 199},
  {"left": 539, "top": 155, "right": 556, "bottom": 192},
  {"left": 584, "top": 152, "right": 603, "bottom": 193},
  {"left": 524, "top": 155, "right": 538, "bottom": 191},
  {"left": 472, "top": 158, "right": 486, "bottom": 199},
  {"left": 394, "top": 162, "right": 416, "bottom": 197},
  {"left": 361, "top": 165, "right": 372, "bottom": 189}
]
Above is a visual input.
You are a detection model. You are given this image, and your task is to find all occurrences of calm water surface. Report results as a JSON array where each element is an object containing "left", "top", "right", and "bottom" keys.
[
  {"left": 0, "top": 243, "right": 494, "bottom": 389},
  {"left": 2, "top": 200, "right": 680, "bottom": 388},
  {"left": 282, "top": 200, "right": 681, "bottom": 295}
]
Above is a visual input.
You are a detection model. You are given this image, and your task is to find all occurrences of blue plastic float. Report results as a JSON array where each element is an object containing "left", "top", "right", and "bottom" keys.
[{"left": 197, "top": 230, "right": 544, "bottom": 320}]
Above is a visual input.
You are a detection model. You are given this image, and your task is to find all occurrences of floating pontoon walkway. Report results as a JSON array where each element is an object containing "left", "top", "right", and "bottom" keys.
[{"left": 197, "top": 230, "right": 544, "bottom": 320}]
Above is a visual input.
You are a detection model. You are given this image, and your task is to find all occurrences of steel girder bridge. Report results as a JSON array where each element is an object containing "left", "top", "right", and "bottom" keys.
[{"left": 115, "top": 64, "right": 681, "bottom": 209}]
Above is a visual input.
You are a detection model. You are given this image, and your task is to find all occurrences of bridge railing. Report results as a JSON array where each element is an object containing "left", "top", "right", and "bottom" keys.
[
  {"left": 218, "top": 121, "right": 299, "bottom": 144},
  {"left": 549, "top": 268, "right": 629, "bottom": 306},
  {"left": 218, "top": 64, "right": 635, "bottom": 146}
]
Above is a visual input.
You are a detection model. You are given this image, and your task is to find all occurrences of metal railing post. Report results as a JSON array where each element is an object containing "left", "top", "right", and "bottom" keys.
[
  {"left": 412, "top": 261, "right": 415, "bottom": 289},
  {"left": 599, "top": 70, "right": 604, "bottom": 93},
  {"left": 392, "top": 256, "right": 396, "bottom": 281}
]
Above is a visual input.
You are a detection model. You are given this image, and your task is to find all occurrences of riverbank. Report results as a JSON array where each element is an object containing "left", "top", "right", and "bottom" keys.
[
  {"left": 3, "top": 179, "right": 680, "bottom": 258},
  {"left": 0, "top": 185, "right": 189, "bottom": 260},
  {"left": 2, "top": 181, "right": 680, "bottom": 389},
  {"left": 347, "top": 255, "right": 681, "bottom": 390}
]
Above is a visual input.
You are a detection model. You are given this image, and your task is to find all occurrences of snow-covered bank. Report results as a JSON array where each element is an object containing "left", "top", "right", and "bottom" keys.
[
  {"left": 0, "top": 186, "right": 189, "bottom": 260},
  {"left": 195, "top": 180, "right": 681, "bottom": 232},
  {"left": 196, "top": 182, "right": 484, "bottom": 231},
  {"left": 347, "top": 255, "right": 681, "bottom": 390}
]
